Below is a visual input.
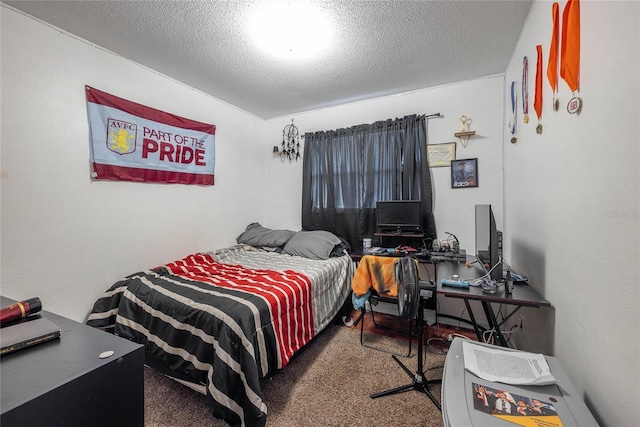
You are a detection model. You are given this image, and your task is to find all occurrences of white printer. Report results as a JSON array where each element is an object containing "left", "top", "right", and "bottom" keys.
[{"left": 442, "top": 338, "right": 599, "bottom": 427}]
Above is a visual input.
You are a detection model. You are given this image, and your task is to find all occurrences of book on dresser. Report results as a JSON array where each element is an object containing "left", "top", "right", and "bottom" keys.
[{"left": 0, "top": 316, "right": 61, "bottom": 356}]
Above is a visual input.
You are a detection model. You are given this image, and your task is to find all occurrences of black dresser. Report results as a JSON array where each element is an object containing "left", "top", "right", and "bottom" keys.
[{"left": 0, "top": 296, "right": 144, "bottom": 427}]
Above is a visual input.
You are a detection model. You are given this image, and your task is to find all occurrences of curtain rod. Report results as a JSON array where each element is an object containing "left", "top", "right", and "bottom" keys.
[{"left": 300, "top": 112, "right": 442, "bottom": 137}]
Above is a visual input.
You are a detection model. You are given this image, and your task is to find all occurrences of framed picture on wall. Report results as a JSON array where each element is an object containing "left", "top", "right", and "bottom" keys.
[
  {"left": 427, "top": 142, "right": 456, "bottom": 167},
  {"left": 451, "top": 158, "right": 478, "bottom": 188}
]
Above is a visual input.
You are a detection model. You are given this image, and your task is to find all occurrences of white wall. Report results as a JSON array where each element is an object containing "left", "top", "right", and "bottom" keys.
[
  {"left": 263, "top": 76, "right": 506, "bottom": 245},
  {"left": 1, "top": 8, "right": 266, "bottom": 321},
  {"left": 503, "top": 1, "right": 639, "bottom": 425},
  {"left": 261, "top": 76, "right": 507, "bottom": 327}
]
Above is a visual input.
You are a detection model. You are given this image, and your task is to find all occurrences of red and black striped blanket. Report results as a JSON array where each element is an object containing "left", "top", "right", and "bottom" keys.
[{"left": 87, "top": 247, "right": 353, "bottom": 426}]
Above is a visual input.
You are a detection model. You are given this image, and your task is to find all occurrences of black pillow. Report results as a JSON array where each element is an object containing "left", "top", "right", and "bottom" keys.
[{"left": 330, "top": 236, "right": 351, "bottom": 257}]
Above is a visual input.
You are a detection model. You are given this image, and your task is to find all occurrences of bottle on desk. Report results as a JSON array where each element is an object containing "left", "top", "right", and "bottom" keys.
[{"left": 505, "top": 271, "right": 513, "bottom": 295}]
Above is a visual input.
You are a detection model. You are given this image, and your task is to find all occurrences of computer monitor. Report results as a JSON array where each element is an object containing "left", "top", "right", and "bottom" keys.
[
  {"left": 475, "top": 204, "right": 503, "bottom": 282},
  {"left": 376, "top": 200, "right": 422, "bottom": 233}
]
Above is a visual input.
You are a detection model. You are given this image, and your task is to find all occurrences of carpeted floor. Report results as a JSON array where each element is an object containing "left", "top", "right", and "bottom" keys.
[{"left": 144, "top": 324, "right": 447, "bottom": 426}]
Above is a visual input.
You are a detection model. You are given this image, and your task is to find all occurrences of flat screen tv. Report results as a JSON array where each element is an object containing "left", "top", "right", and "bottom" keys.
[
  {"left": 475, "top": 204, "right": 503, "bottom": 282},
  {"left": 376, "top": 200, "right": 422, "bottom": 233}
]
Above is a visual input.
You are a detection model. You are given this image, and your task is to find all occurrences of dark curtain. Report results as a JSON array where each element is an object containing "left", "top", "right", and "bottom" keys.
[{"left": 301, "top": 114, "right": 437, "bottom": 250}]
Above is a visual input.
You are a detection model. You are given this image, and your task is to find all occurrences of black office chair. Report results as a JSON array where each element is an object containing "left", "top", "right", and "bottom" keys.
[
  {"left": 358, "top": 290, "right": 415, "bottom": 358},
  {"left": 351, "top": 255, "right": 416, "bottom": 357}
]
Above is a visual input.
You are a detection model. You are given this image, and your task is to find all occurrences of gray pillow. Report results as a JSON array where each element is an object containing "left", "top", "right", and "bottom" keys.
[
  {"left": 283, "top": 230, "right": 342, "bottom": 260},
  {"left": 236, "top": 223, "right": 296, "bottom": 247}
]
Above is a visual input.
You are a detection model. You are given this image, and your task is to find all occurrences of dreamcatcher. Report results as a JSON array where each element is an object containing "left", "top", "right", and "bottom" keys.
[{"left": 279, "top": 119, "right": 301, "bottom": 162}]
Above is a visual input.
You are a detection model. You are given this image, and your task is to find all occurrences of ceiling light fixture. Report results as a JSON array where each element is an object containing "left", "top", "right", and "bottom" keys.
[{"left": 247, "top": 2, "right": 332, "bottom": 60}]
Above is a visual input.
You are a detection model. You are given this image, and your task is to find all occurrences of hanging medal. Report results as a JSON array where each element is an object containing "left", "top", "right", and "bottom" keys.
[
  {"left": 547, "top": 2, "right": 560, "bottom": 111},
  {"left": 561, "top": 0, "right": 582, "bottom": 114},
  {"left": 508, "top": 81, "right": 518, "bottom": 143},
  {"left": 522, "top": 57, "right": 529, "bottom": 123},
  {"left": 534, "top": 45, "right": 543, "bottom": 134}
]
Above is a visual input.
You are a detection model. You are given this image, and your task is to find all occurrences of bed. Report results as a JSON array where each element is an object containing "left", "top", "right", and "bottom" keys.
[{"left": 86, "top": 225, "right": 354, "bottom": 427}]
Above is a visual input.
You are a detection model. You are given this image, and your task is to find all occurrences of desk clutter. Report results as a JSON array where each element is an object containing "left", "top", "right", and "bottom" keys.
[
  {"left": 430, "top": 249, "right": 467, "bottom": 262},
  {"left": 441, "top": 277, "right": 471, "bottom": 288},
  {"left": 362, "top": 232, "right": 467, "bottom": 262},
  {"left": 366, "top": 245, "right": 419, "bottom": 256},
  {"left": 365, "top": 245, "right": 467, "bottom": 261}
]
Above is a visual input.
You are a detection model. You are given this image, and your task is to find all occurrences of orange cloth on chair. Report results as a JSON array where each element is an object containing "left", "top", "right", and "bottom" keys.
[{"left": 351, "top": 255, "right": 400, "bottom": 298}]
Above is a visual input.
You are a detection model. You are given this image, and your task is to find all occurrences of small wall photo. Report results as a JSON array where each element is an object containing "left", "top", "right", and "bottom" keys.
[{"left": 451, "top": 158, "right": 478, "bottom": 188}]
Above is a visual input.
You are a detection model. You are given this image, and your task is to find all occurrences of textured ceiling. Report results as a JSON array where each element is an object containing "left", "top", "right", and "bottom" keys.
[{"left": 4, "top": 0, "right": 533, "bottom": 119}]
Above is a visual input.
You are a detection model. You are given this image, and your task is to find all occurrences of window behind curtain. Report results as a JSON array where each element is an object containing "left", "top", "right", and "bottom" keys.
[{"left": 301, "top": 114, "right": 437, "bottom": 250}]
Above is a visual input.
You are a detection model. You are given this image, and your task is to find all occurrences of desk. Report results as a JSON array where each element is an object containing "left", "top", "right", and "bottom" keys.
[
  {"left": 349, "top": 253, "right": 550, "bottom": 348},
  {"left": 442, "top": 338, "right": 599, "bottom": 426},
  {"left": 0, "top": 296, "right": 144, "bottom": 427},
  {"left": 349, "top": 247, "right": 433, "bottom": 263},
  {"left": 437, "top": 281, "right": 550, "bottom": 347}
]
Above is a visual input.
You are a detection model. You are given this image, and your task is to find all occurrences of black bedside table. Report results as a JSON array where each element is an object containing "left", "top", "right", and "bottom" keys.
[{"left": 0, "top": 296, "right": 144, "bottom": 427}]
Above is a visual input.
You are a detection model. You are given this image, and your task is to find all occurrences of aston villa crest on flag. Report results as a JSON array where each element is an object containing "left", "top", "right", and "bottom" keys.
[
  {"left": 107, "top": 118, "right": 137, "bottom": 155},
  {"left": 86, "top": 86, "right": 216, "bottom": 185}
]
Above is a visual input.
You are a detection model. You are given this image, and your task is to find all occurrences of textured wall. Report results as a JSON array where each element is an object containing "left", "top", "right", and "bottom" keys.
[{"left": 1, "top": 8, "right": 265, "bottom": 322}]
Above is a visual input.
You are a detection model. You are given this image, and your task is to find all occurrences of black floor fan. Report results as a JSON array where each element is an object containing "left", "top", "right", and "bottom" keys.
[{"left": 370, "top": 256, "right": 442, "bottom": 411}]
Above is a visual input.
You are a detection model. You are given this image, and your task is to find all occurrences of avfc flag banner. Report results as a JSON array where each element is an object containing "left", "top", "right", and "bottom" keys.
[{"left": 86, "top": 86, "right": 216, "bottom": 185}]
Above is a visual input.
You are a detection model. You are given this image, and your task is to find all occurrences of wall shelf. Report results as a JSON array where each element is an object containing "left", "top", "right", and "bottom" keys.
[
  {"left": 374, "top": 232, "right": 424, "bottom": 238},
  {"left": 454, "top": 130, "right": 476, "bottom": 147}
]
